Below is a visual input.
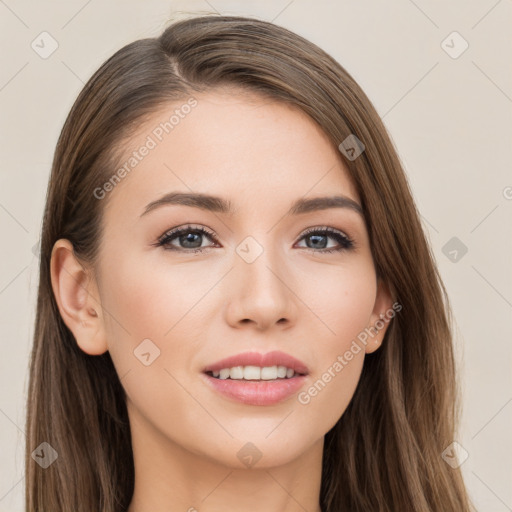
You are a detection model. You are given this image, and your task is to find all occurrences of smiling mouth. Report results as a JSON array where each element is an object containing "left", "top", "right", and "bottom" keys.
[
  {"left": 202, "top": 364, "right": 308, "bottom": 406},
  {"left": 205, "top": 365, "right": 306, "bottom": 381}
]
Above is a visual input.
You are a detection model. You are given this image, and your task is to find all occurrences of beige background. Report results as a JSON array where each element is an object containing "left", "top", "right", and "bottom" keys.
[{"left": 1, "top": 1, "right": 511, "bottom": 510}]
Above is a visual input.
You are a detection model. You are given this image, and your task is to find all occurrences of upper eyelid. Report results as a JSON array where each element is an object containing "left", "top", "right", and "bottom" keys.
[
  {"left": 159, "top": 224, "right": 214, "bottom": 238},
  {"left": 300, "top": 226, "right": 350, "bottom": 239}
]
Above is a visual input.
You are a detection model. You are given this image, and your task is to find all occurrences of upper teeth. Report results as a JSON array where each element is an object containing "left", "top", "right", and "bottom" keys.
[{"left": 212, "top": 365, "right": 296, "bottom": 380}]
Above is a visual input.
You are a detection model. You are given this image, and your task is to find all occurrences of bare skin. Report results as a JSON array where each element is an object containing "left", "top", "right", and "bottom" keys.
[{"left": 51, "top": 88, "right": 393, "bottom": 512}]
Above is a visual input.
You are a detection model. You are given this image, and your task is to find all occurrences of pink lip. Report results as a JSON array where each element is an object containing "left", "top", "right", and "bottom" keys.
[
  {"left": 201, "top": 350, "right": 309, "bottom": 406},
  {"left": 202, "top": 373, "right": 307, "bottom": 406},
  {"left": 203, "top": 350, "right": 309, "bottom": 375}
]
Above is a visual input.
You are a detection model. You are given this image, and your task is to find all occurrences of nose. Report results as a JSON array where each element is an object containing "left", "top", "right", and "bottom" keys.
[{"left": 224, "top": 243, "right": 299, "bottom": 331}]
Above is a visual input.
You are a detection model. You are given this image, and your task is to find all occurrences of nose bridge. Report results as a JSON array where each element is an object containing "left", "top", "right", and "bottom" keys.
[
  {"left": 226, "top": 232, "right": 297, "bottom": 328},
  {"left": 236, "top": 233, "right": 287, "bottom": 295}
]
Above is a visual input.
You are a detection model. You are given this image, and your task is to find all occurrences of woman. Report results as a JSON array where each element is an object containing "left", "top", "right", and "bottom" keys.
[{"left": 25, "top": 14, "right": 475, "bottom": 512}]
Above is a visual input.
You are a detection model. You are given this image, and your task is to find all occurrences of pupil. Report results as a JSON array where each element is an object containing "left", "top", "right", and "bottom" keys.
[
  {"left": 181, "top": 232, "right": 202, "bottom": 248},
  {"left": 308, "top": 234, "right": 327, "bottom": 249}
]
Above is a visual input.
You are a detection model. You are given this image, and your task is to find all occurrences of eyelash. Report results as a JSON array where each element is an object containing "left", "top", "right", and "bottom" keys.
[{"left": 154, "top": 224, "right": 355, "bottom": 254}]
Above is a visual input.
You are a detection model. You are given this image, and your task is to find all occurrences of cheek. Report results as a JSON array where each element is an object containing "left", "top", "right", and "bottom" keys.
[
  {"left": 100, "top": 251, "right": 218, "bottom": 348},
  {"left": 98, "top": 256, "right": 218, "bottom": 452},
  {"left": 99, "top": 251, "right": 223, "bottom": 421},
  {"left": 284, "top": 260, "right": 376, "bottom": 431},
  {"left": 298, "top": 257, "right": 377, "bottom": 341}
]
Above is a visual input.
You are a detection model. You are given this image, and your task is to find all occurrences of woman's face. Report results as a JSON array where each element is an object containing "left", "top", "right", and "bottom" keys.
[{"left": 66, "top": 88, "right": 392, "bottom": 468}]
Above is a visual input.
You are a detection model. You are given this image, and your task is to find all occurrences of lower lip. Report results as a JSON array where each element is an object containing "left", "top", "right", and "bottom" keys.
[{"left": 202, "top": 373, "right": 307, "bottom": 406}]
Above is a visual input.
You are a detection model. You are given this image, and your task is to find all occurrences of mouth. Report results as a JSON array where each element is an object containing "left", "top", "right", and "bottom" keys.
[
  {"left": 205, "top": 365, "right": 306, "bottom": 381},
  {"left": 202, "top": 350, "right": 309, "bottom": 376},
  {"left": 202, "top": 351, "right": 309, "bottom": 406}
]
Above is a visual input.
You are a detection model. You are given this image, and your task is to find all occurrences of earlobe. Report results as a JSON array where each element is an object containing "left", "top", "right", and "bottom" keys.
[
  {"left": 365, "top": 277, "right": 395, "bottom": 354},
  {"left": 50, "top": 239, "right": 108, "bottom": 355}
]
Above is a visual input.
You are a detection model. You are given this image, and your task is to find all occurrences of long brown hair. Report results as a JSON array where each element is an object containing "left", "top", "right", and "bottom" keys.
[{"left": 26, "top": 14, "right": 475, "bottom": 511}]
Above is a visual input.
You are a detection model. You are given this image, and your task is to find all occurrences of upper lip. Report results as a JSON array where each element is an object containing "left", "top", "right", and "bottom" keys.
[{"left": 203, "top": 350, "right": 309, "bottom": 375}]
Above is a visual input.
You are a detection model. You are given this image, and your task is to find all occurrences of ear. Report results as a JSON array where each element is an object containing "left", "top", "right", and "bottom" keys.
[
  {"left": 365, "top": 277, "right": 395, "bottom": 354},
  {"left": 50, "top": 238, "right": 108, "bottom": 355}
]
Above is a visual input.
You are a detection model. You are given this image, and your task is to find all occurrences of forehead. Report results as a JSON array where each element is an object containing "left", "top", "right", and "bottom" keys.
[{"left": 101, "top": 88, "right": 360, "bottom": 220}]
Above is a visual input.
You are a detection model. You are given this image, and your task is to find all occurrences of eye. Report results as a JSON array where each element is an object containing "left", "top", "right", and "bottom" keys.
[
  {"left": 154, "top": 224, "right": 218, "bottom": 253},
  {"left": 295, "top": 226, "right": 354, "bottom": 253}
]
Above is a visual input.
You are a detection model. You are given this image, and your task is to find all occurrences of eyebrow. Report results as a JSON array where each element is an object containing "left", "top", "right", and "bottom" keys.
[{"left": 140, "top": 192, "right": 364, "bottom": 218}]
